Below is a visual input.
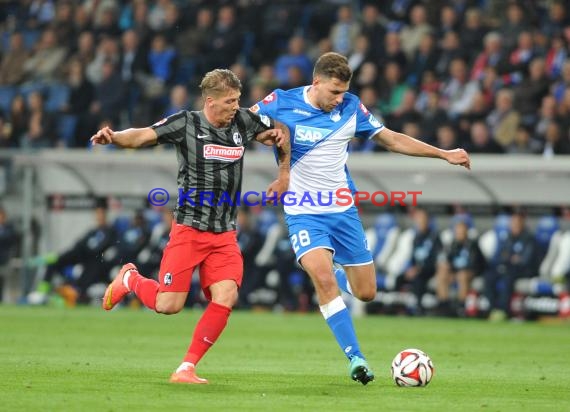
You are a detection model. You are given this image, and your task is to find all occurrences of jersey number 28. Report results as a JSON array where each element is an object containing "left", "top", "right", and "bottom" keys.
[{"left": 291, "top": 229, "right": 311, "bottom": 253}]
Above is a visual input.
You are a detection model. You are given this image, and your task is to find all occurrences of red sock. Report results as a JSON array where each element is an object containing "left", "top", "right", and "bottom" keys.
[
  {"left": 184, "top": 302, "right": 231, "bottom": 365},
  {"left": 128, "top": 270, "right": 158, "bottom": 311}
]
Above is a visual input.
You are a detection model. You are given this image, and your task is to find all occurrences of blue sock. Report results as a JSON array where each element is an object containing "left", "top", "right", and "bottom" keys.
[
  {"left": 321, "top": 297, "right": 364, "bottom": 360},
  {"left": 334, "top": 266, "right": 353, "bottom": 296}
]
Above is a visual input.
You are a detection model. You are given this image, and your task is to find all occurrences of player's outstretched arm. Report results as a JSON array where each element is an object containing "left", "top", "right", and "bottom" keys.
[
  {"left": 90, "top": 126, "right": 158, "bottom": 149},
  {"left": 373, "top": 127, "right": 471, "bottom": 170}
]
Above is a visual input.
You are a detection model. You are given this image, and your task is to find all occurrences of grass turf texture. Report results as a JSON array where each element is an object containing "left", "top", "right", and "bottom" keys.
[{"left": 1, "top": 306, "right": 569, "bottom": 412}]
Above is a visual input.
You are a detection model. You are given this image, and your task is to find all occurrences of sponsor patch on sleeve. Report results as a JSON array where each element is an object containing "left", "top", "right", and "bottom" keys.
[
  {"left": 262, "top": 92, "right": 276, "bottom": 104},
  {"left": 369, "top": 114, "right": 382, "bottom": 128},
  {"left": 259, "top": 114, "right": 271, "bottom": 127},
  {"left": 249, "top": 104, "right": 260, "bottom": 113}
]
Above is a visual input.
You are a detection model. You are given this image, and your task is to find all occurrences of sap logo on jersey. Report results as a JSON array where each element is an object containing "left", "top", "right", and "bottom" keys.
[{"left": 294, "top": 125, "right": 332, "bottom": 145}]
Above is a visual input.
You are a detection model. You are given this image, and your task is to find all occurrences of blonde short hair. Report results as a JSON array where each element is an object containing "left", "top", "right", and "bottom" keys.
[{"left": 199, "top": 69, "right": 242, "bottom": 98}]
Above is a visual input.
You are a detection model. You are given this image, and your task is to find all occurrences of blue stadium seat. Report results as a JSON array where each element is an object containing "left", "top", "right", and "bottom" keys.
[
  {"left": 1, "top": 31, "right": 10, "bottom": 51},
  {"left": 478, "top": 214, "right": 511, "bottom": 265},
  {"left": 256, "top": 209, "right": 279, "bottom": 237},
  {"left": 371, "top": 213, "right": 398, "bottom": 259},
  {"left": 239, "top": 32, "right": 256, "bottom": 67},
  {"left": 0, "top": 86, "right": 17, "bottom": 113},
  {"left": 22, "top": 30, "right": 41, "bottom": 50},
  {"left": 494, "top": 214, "right": 511, "bottom": 242},
  {"left": 143, "top": 208, "right": 163, "bottom": 231},
  {"left": 18, "top": 82, "right": 47, "bottom": 101},
  {"left": 45, "top": 83, "right": 70, "bottom": 112},
  {"left": 113, "top": 215, "right": 131, "bottom": 236},
  {"left": 56, "top": 114, "right": 78, "bottom": 147},
  {"left": 174, "top": 57, "right": 196, "bottom": 84},
  {"left": 535, "top": 215, "right": 559, "bottom": 251},
  {"left": 491, "top": 214, "right": 511, "bottom": 265}
]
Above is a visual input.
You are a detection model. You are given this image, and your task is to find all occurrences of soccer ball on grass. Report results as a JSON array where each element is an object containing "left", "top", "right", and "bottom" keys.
[{"left": 391, "top": 348, "right": 434, "bottom": 387}]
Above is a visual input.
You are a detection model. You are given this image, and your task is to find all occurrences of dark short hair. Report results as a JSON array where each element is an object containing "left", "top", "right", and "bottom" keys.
[
  {"left": 200, "top": 69, "right": 242, "bottom": 98},
  {"left": 313, "top": 52, "right": 352, "bottom": 82}
]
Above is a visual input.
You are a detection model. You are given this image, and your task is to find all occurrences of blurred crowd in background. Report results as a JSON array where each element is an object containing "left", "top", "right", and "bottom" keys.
[
  {"left": 0, "top": 0, "right": 570, "bottom": 154},
  {"left": 1, "top": 202, "right": 568, "bottom": 322}
]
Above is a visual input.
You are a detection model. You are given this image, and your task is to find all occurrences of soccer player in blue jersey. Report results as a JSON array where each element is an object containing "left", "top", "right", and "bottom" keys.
[{"left": 252, "top": 52, "right": 470, "bottom": 385}]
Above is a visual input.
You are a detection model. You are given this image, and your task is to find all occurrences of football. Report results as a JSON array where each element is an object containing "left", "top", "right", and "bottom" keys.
[{"left": 391, "top": 348, "right": 434, "bottom": 387}]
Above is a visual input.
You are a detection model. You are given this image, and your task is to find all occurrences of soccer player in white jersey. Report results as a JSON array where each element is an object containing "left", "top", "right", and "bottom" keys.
[{"left": 252, "top": 52, "right": 470, "bottom": 385}]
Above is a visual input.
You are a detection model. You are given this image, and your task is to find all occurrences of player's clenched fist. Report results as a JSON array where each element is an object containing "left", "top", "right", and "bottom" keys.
[{"left": 90, "top": 126, "right": 114, "bottom": 145}]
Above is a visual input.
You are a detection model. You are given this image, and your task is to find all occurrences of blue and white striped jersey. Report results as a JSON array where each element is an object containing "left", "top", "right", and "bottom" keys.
[{"left": 253, "top": 86, "right": 384, "bottom": 215}]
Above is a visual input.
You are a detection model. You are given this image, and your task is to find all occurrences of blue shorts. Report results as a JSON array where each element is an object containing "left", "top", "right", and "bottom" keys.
[{"left": 285, "top": 207, "right": 373, "bottom": 266}]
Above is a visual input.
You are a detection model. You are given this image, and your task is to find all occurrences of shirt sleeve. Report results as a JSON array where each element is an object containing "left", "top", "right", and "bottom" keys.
[
  {"left": 240, "top": 107, "right": 274, "bottom": 143},
  {"left": 250, "top": 89, "right": 280, "bottom": 119},
  {"left": 151, "top": 110, "right": 187, "bottom": 145},
  {"left": 354, "top": 99, "right": 384, "bottom": 140}
]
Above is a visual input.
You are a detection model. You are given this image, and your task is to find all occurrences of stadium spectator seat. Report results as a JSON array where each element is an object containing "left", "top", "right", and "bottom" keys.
[
  {"left": 56, "top": 114, "right": 78, "bottom": 147},
  {"left": 22, "top": 30, "right": 40, "bottom": 50},
  {"left": 365, "top": 213, "right": 400, "bottom": 287},
  {"left": 534, "top": 215, "right": 560, "bottom": 263},
  {"left": 478, "top": 214, "right": 511, "bottom": 265},
  {"left": 174, "top": 57, "right": 196, "bottom": 85},
  {"left": 45, "top": 83, "right": 70, "bottom": 113},
  {"left": 254, "top": 209, "right": 282, "bottom": 268},
  {"left": 239, "top": 32, "right": 256, "bottom": 67},
  {"left": 0, "top": 86, "right": 17, "bottom": 113},
  {"left": 18, "top": 82, "right": 46, "bottom": 101}
]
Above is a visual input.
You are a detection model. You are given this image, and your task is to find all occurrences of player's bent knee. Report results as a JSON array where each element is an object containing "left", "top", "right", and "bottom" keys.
[
  {"left": 211, "top": 289, "right": 238, "bottom": 308},
  {"left": 354, "top": 287, "right": 376, "bottom": 302},
  {"left": 155, "top": 299, "right": 184, "bottom": 314}
]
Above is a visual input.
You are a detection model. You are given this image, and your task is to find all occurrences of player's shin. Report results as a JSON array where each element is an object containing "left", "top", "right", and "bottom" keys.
[
  {"left": 128, "top": 269, "right": 159, "bottom": 311},
  {"left": 320, "top": 296, "right": 364, "bottom": 360},
  {"left": 183, "top": 302, "right": 231, "bottom": 365}
]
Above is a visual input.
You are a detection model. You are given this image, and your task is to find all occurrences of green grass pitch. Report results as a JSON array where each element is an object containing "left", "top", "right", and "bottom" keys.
[{"left": 2, "top": 306, "right": 569, "bottom": 411}]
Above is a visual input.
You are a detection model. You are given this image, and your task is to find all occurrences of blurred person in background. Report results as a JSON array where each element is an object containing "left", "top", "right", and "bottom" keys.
[
  {"left": 486, "top": 88, "right": 520, "bottom": 149},
  {"left": 399, "top": 4, "right": 432, "bottom": 61},
  {"left": 90, "top": 59, "right": 125, "bottom": 128},
  {"left": 0, "top": 32, "right": 29, "bottom": 86},
  {"left": 398, "top": 208, "right": 442, "bottom": 316},
  {"left": 202, "top": 5, "right": 242, "bottom": 72},
  {"left": 163, "top": 85, "right": 189, "bottom": 117},
  {"left": 483, "top": 211, "right": 537, "bottom": 321},
  {"left": 22, "top": 28, "right": 67, "bottom": 83},
  {"left": 329, "top": 5, "right": 360, "bottom": 56},
  {"left": 541, "top": 121, "right": 570, "bottom": 157},
  {"left": 466, "top": 121, "right": 504, "bottom": 154},
  {"left": 6, "top": 95, "right": 28, "bottom": 147},
  {"left": 274, "top": 36, "right": 313, "bottom": 88},
  {"left": 29, "top": 205, "right": 116, "bottom": 307},
  {"left": 0, "top": 206, "right": 19, "bottom": 302},
  {"left": 507, "top": 124, "right": 542, "bottom": 154},
  {"left": 20, "top": 91, "right": 56, "bottom": 148},
  {"left": 435, "top": 219, "right": 485, "bottom": 317}
]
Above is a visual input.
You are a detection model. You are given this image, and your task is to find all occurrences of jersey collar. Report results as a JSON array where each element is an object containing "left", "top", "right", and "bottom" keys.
[{"left": 303, "top": 86, "right": 320, "bottom": 110}]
